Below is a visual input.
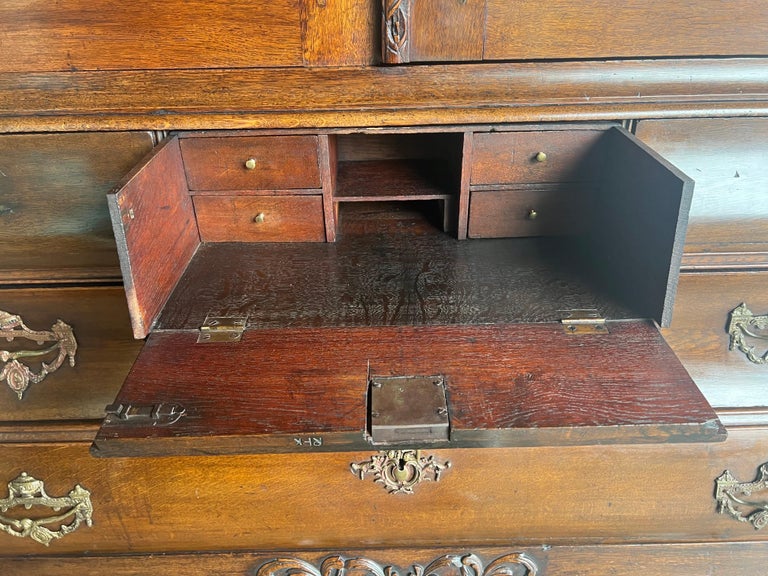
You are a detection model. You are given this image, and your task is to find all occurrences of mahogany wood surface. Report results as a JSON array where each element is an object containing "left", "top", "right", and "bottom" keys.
[
  {"left": 636, "top": 117, "right": 768, "bottom": 266},
  {"left": 108, "top": 137, "right": 200, "bottom": 339},
  {"left": 485, "top": 1, "right": 768, "bottom": 61},
  {"left": 2, "top": 59, "right": 767, "bottom": 132},
  {"left": 194, "top": 195, "right": 326, "bottom": 242},
  {"left": 6, "top": 429, "right": 768, "bottom": 555},
  {"left": 0, "top": 131, "right": 153, "bottom": 283},
  {"left": 7, "top": 543, "right": 768, "bottom": 576},
  {"left": 93, "top": 319, "right": 722, "bottom": 456},
  {"left": 334, "top": 160, "right": 456, "bottom": 201},
  {"left": 179, "top": 135, "right": 322, "bottom": 191},
  {"left": 0, "top": 287, "right": 142, "bottom": 423}
]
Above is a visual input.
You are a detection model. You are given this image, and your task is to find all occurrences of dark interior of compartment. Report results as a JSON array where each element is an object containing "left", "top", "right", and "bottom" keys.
[{"left": 157, "top": 201, "right": 634, "bottom": 331}]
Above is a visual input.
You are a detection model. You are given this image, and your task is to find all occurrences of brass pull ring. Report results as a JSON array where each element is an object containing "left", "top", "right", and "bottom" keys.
[
  {"left": 0, "top": 310, "right": 77, "bottom": 399},
  {"left": 727, "top": 303, "right": 768, "bottom": 365},
  {"left": 715, "top": 462, "right": 768, "bottom": 530},
  {"left": 351, "top": 449, "right": 451, "bottom": 494},
  {"left": 0, "top": 472, "right": 93, "bottom": 546}
]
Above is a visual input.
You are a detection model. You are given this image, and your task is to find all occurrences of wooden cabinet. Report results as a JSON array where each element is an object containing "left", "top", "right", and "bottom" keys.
[{"left": 2, "top": 1, "right": 768, "bottom": 574}]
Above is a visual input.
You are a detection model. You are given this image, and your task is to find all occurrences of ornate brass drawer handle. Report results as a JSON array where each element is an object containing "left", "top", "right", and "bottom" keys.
[
  {"left": 255, "top": 552, "right": 537, "bottom": 576},
  {"left": 0, "top": 472, "right": 93, "bottom": 546},
  {"left": 0, "top": 309, "right": 77, "bottom": 399},
  {"left": 728, "top": 303, "right": 768, "bottom": 365},
  {"left": 351, "top": 449, "right": 451, "bottom": 494},
  {"left": 715, "top": 462, "right": 768, "bottom": 530}
]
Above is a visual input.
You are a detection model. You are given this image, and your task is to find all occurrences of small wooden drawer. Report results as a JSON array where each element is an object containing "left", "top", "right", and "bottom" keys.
[
  {"left": 470, "top": 130, "right": 604, "bottom": 186},
  {"left": 194, "top": 195, "right": 326, "bottom": 242},
  {"left": 180, "top": 136, "right": 322, "bottom": 191},
  {"left": 468, "top": 186, "right": 581, "bottom": 238}
]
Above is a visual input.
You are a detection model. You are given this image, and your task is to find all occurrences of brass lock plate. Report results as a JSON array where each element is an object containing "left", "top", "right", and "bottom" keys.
[{"left": 369, "top": 375, "right": 449, "bottom": 444}]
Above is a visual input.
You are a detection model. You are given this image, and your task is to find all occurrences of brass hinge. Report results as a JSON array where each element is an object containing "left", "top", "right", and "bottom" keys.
[
  {"left": 104, "top": 402, "right": 186, "bottom": 427},
  {"left": 560, "top": 309, "right": 609, "bottom": 334},
  {"left": 197, "top": 315, "right": 248, "bottom": 343}
]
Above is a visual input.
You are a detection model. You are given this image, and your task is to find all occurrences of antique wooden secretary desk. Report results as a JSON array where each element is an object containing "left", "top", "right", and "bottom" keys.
[{"left": 2, "top": 2, "right": 768, "bottom": 574}]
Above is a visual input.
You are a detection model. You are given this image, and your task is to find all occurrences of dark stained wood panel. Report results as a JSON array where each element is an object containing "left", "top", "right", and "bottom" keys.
[
  {"left": 0, "top": 131, "right": 153, "bottom": 283},
  {"left": 485, "top": 0, "right": 768, "bottom": 60},
  {"left": 587, "top": 128, "right": 693, "bottom": 328},
  {"left": 108, "top": 137, "right": 200, "bottom": 339},
  {"left": 0, "top": 0, "right": 304, "bottom": 72},
  {"left": 636, "top": 118, "right": 768, "bottom": 264},
  {"left": 92, "top": 320, "right": 723, "bottom": 456},
  {"left": 157, "top": 205, "right": 635, "bottom": 331}
]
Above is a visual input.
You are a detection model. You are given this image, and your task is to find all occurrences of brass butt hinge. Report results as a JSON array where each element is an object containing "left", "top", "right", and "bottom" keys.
[
  {"left": 197, "top": 315, "right": 248, "bottom": 344},
  {"left": 560, "top": 309, "right": 608, "bottom": 335}
]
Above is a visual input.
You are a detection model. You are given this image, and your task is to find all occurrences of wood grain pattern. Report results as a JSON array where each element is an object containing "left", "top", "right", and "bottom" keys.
[
  {"left": 636, "top": 117, "right": 768, "bottom": 263},
  {"left": 109, "top": 137, "right": 200, "bottom": 339},
  {"left": 0, "top": 131, "right": 153, "bottom": 283},
  {"left": 335, "top": 160, "right": 456, "bottom": 201},
  {"left": 0, "top": 0, "right": 304, "bottom": 72},
  {"left": 194, "top": 195, "right": 326, "bottom": 242},
  {"left": 485, "top": 0, "right": 768, "bottom": 60},
  {"left": 408, "top": 0, "right": 484, "bottom": 62},
  {"left": 179, "top": 136, "right": 322, "bottom": 191},
  {"left": 10, "top": 430, "right": 768, "bottom": 555},
  {"left": 0, "top": 287, "right": 142, "bottom": 422},
  {"left": 157, "top": 208, "right": 635, "bottom": 331},
  {"left": 661, "top": 272, "right": 768, "bottom": 410},
  {"left": 7, "top": 542, "right": 768, "bottom": 576},
  {"left": 93, "top": 319, "right": 722, "bottom": 456},
  {"left": 301, "top": 0, "right": 377, "bottom": 66},
  {"left": 1, "top": 59, "right": 767, "bottom": 132},
  {"left": 470, "top": 130, "right": 605, "bottom": 185}
]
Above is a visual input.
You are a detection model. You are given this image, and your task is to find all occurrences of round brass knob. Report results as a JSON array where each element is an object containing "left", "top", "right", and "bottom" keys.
[
  {"left": 535, "top": 151, "right": 547, "bottom": 163},
  {"left": 244, "top": 158, "right": 257, "bottom": 170},
  {"left": 527, "top": 209, "right": 538, "bottom": 220},
  {"left": 253, "top": 212, "right": 265, "bottom": 223}
]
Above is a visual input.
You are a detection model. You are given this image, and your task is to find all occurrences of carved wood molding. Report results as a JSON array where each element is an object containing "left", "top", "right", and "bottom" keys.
[
  {"left": 253, "top": 552, "right": 538, "bottom": 576},
  {"left": 382, "top": 0, "right": 410, "bottom": 64}
]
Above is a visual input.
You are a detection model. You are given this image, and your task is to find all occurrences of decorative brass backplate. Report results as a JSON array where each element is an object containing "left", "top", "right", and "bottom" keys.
[
  {"left": 715, "top": 462, "right": 768, "bottom": 529},
  {"left": 0, "top": 472, "right": 93, "bottom": 546},
  {"left": 728, "top": 303, "right": 768, "bottom": 365},
  {"left": 254, "top": 552, "right": 538, "bottom": 576},
  {"left": 0, "top": 309, "right": 77, "bottom": 399},
  {"left": 350, "top": 449, "right": 451, "bottom": 494}
]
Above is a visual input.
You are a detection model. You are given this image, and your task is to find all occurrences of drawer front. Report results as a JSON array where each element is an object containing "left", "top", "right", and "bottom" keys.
[
  {"left": 0, "top": 131, "right": 154, "bottom": 283},
  {"left": 661, "top": 272, "right": 768, "bottom": 412},
  {"left": 0, "top": 287, "right": 142, "bottom": 424},
  {"left": 194, "top": 195, "right": 326, "bottom": 242},
  {"left": 468, "top": 187, "right": 581, "bottom": 238},
  {"left": 2, "top": 430, "right": 768, "bottom": 555},
  {"left": 470, "top": 130, "right": 604, "bottom": 186},
  {"left": 180, "top": 136, "right": 322, "bottom": 191}
]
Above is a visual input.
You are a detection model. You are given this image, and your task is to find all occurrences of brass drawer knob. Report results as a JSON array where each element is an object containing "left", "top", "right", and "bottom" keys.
[
  {"left": 253, "top": 212, "right": 266, "bottom": 224},
  {"left": 0, "top": 310, "right": 77, "bottom": 400},
  {"left": 727, "top": 303, "right": 768, "bottom": 364},
  {"left": 244, "top": 158, "right": 257, "bottom": 170},
  {"left": 534, "top": 151, "right": 547, "bottom": 163},
  {"left": 715, "top": 461, "right": 768, "bottom": 530},
  {"left": 527, "top": 209, "right": 538, "bottom": 220},
  {"left": 350, "top": 449, "right": 451, "bottom": 494},
  {"left": 0, "top": 472, "right": 93, "bottom": 546}
]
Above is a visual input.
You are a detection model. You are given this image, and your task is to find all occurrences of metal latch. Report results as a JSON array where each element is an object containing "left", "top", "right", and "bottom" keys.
[
  {"left": 369, "top": 375, "right": 450, "bottom": 444},
  {"left": 104, "top": 402, "right": 186, "bottom": 426},
  {"left": 197, "top": 315, "right": 248, "bottom": 343},
  {"left": 560, "top": 309, "right": 609, "bottom": 334}
]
